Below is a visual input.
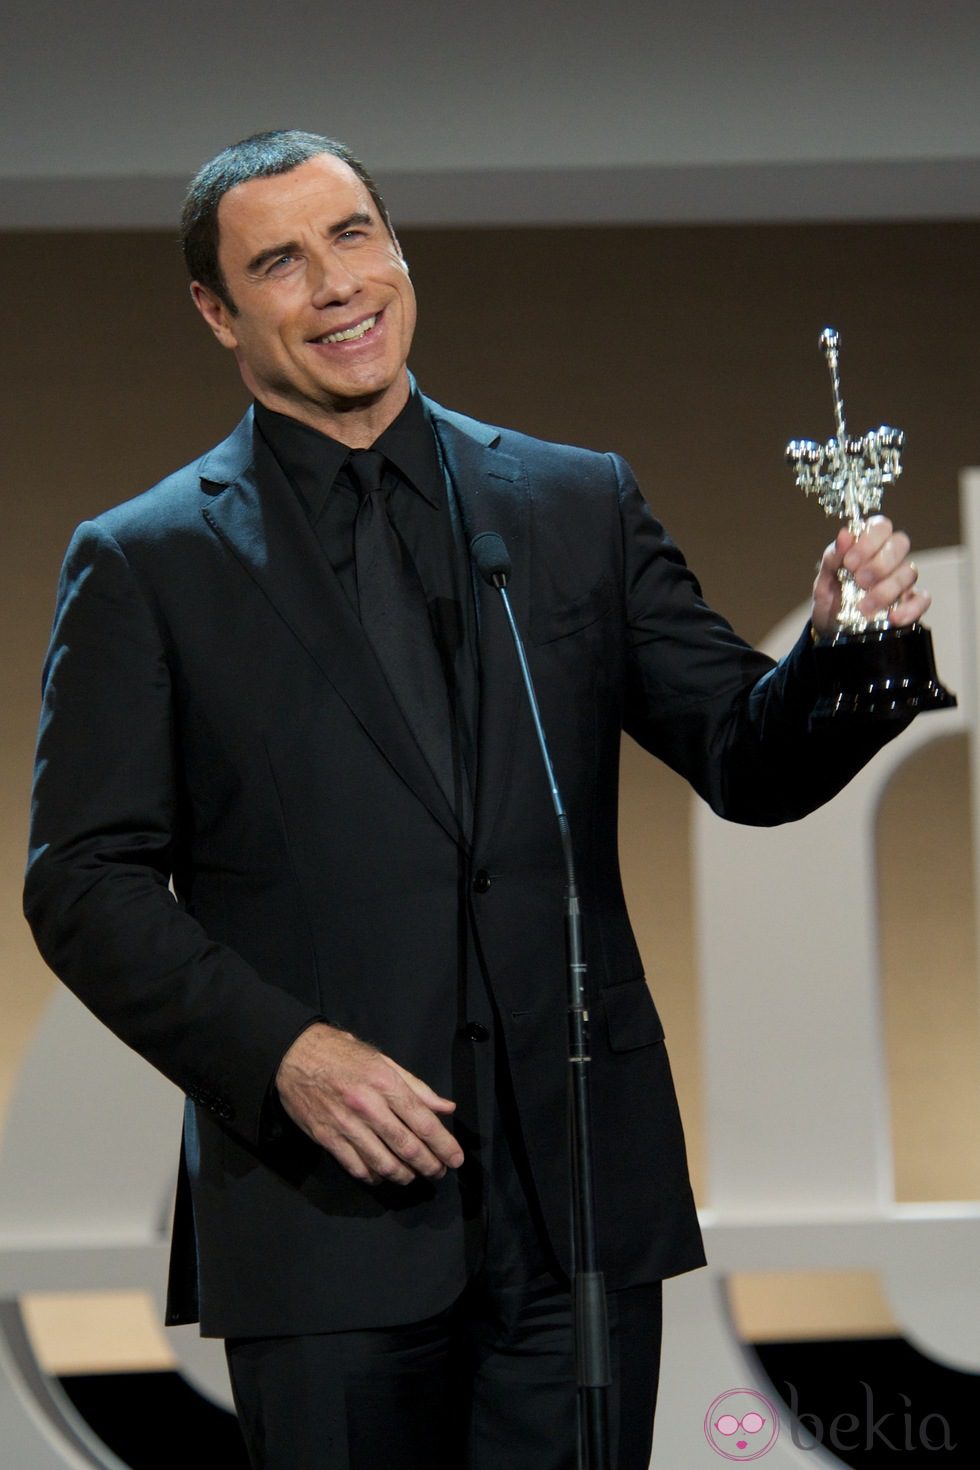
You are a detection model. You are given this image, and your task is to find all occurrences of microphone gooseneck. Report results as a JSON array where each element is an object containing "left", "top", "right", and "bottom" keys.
[
  {"left": 469, "top": 531, "right": 611, "bottom": 1469},
  {"left": 469, "top": 533, "right": 569, "bottom": 875}
]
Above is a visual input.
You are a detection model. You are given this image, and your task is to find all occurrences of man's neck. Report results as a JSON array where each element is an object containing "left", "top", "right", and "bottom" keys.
[{"left": 250, "top": 374, "right": 411, "bottom": 449}]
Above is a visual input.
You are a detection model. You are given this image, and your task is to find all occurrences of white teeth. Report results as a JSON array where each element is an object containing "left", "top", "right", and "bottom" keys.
[{"left": 321, "top": 315, "right": 376, "bottom": 344}]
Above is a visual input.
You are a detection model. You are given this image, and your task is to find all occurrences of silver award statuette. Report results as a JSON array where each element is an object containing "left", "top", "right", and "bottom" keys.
[{"left": 786, "top": 327, "right": 956, "bottom": 718}]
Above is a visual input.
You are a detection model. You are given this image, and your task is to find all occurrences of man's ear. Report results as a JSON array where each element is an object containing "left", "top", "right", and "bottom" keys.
[
  {"left": 190, "top": 280, "right": 239, "bottom": 349},
  {"left": 391, "top": 234, "right": 410, "bottom": 274}
]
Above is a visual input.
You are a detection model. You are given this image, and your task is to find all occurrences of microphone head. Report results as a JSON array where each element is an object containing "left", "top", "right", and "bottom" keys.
[{"left": 470, "top": 532, "right": 512, "bottom": 588}]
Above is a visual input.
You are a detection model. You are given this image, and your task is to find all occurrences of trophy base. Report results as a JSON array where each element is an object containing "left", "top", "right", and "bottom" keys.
[{"left": 812, "top": 622, "right": 957, "bottom": 720}]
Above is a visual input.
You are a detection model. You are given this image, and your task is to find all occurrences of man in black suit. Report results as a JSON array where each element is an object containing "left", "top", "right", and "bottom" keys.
[{"left": 25, "top": 131, "right": 927, "bottom": 1469}]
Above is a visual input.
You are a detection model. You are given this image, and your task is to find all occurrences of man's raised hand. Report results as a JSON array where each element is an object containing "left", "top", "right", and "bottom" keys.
[{"left": 811, "top": 515, "right": 930, "bottom": 638}]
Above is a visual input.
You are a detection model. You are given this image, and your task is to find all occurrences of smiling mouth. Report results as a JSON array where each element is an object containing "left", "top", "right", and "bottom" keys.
[{"left": 314, "top": 313, "right": 378, "bottom": 345}]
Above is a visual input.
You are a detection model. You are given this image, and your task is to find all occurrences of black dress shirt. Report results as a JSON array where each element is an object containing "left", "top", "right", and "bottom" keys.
[{"left": 254, "top": 390, "right": 479, "bottom": 814}]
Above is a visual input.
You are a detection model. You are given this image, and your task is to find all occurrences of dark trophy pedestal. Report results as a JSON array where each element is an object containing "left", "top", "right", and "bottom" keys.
[{"left": 812, "top": 623, "right": 957, "bottom": 720}]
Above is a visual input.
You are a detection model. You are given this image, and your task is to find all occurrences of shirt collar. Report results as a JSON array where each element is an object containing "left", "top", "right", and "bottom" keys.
[
  {"left": 371, "top": 388, "right": 442, "bottom": 507},
  {"left": 253, "top": 387, "right": 442, "bottom": 517}
]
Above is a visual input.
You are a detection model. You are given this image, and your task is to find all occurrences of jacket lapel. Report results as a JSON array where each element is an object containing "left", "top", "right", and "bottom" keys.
[
  {"left": 428, "top": 402, "right": 530, "bottom": 852},
  {"left": 199, "top": 410, "right": 464, "bottom": 847}
]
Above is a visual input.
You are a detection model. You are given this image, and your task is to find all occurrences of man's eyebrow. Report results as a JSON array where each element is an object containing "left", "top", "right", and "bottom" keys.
[
  {"left": 329, "top": 211, "right": 374, "bottom": 236},
  {"left": 246, "top": 240, "right": 301, "bottom": 274},
  {"left": 244, "top": 214, "right": 376, "bottom": 275}
]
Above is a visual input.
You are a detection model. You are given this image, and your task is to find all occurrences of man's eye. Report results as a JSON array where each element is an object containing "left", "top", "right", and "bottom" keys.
[{"left": 268, "top": 255, "right": 296, "bottom": 273}]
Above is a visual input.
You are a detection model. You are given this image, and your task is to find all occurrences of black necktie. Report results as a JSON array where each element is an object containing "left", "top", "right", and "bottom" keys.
[{"left": 349, "top": 450, "right": 456, "bottom": 813}]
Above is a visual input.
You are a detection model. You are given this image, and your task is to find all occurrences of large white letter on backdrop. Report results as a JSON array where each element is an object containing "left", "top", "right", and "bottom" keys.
[{"left": 656, "top": 471, "right": 980, "bottom": 1466}]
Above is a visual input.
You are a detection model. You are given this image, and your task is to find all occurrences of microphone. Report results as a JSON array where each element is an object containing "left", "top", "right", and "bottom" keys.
[
  {"left": 470, "top": 533, "right": 565, "bottom": 840},
  {"left": 470, "top": 531, "right": 512, "bottom": 590},
  {"left": 469, "top": 530, "right": 611, "bottom": 1461}
]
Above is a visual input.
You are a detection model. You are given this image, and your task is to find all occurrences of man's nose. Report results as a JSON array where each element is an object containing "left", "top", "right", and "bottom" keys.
[{"left": 309, "top": 252, "right": 359, "bottom": 308}]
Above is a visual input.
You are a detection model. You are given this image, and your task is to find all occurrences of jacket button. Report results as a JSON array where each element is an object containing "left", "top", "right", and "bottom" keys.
[
  {"left": 463, "top": 1022, "right": 490, "bottom": 1042},
  {"left": 472, "top": 870, "right": 492, "bottom": 893}
]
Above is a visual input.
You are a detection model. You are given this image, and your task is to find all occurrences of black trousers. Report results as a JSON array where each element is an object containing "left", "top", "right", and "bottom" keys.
[
  {"left": 226, "top": 1061, "right": 662, "bottom": 1468},
  {"left": 226, "top": 1276, "right": 662, "bottom": 1469}
]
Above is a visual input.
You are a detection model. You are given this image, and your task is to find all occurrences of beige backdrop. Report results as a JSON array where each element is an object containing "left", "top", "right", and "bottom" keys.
[{"left": 3, "top": 221, "right": 979, "bottom": 1365}]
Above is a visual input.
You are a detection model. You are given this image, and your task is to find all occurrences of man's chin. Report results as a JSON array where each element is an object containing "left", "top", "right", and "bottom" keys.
[{"left": 248, "top": 368, "right": 410, "bottom": 439}]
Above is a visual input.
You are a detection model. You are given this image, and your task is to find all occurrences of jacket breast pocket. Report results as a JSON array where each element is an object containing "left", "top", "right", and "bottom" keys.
[
  {"left": 531, "top": 576, "right": 612, "bottom": 644},
  {"left": 600, "top": 976, "right": 665, "bottom": 1053}
]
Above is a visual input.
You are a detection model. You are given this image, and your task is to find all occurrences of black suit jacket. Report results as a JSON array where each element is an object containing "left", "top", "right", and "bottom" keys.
[{"left": 25, "top": 397, "right": 898, "bottom": 1335}]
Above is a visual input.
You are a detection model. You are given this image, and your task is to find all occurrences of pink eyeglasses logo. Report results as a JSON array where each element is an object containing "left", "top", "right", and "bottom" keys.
[{"left": 704, "top": 1388, "right": 780, "bottom": 1459}]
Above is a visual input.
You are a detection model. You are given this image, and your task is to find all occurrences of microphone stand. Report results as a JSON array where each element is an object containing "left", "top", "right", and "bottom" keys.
[{"left": 472, "top": 535, "right": 611, "bottom": 1470}]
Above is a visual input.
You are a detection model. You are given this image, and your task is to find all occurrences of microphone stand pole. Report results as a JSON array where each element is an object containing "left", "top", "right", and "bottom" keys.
[{"left": 477, "top": 542, "right": 611, "bottom": 1470}]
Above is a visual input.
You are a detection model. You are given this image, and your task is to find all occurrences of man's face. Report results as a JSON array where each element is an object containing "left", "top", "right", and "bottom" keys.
[{"left": 192, "top": 153, "right": 416, "bottom": 439}]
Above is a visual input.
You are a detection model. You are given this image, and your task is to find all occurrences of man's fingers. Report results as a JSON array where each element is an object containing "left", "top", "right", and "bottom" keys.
[
  {"left": 857, "top": 557, "right": 913, "bottom": 607},
  {"left": 854, "top": 540, "right": 924, "bottom": 622},
  {"left": 378, "top": 1067, "right": 464, "bottom": 1169},
  {"left": 275, "top": 1024, "right": 463, "bottom": 1182},
  {"left": 325, "top": 1131, "right": 416, "bottom": 1187},
  {"left": 326, "top": 1065, "right": 462, "bottom": 1177},
  {"left": 813, "top": 516, "right": 925, "bottom": 628},
  {"left": 312, "top": 1101, "right": 444, "bottom": 1186},
  {"left": 881, "top": 584, "right": 931, "bottom": 628},
  {"left": 811, "top": 522, "right": 925, "bottom": 636},
  {"left": 841, "top": 518, "right": 910, "bottom": 588},
  {"left": 389, "top": 1090, "right": 464, "bottom": 1170},
  {"left": 386, "top": 1061, "right": 465, "bottom": 1165},
  {"left": 811, "top": 536, "right": 848, "bottom": 636},
  {"left": 850, "top": 535, "right": 912, "bottom": 589},
  {"left": 841, "top": 514, "right": 894, "bottom": 569},
  {"left": 380, "top": 1116, "right": 453, "bottom": 1178},
  {"left": 336, "top": 1071, "right": 461, "bottom": 1178},
  {"left": 390, "top": 1058, "right": 458, "bottom": 1112}
]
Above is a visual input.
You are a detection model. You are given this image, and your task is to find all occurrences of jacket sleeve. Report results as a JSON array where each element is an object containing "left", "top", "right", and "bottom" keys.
[
  {"left": 23, "top": 520, "right": 320, "bottom": 1148},
  {"left": 612, "top": 455, "right": 910, "bottom": 823}
]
